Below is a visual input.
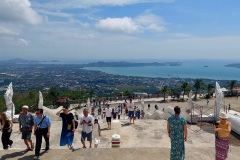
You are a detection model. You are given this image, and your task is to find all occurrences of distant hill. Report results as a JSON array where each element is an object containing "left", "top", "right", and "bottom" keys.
[
  {"left": 225, "top": 63, "right": 240, "bottom": 69},
  {"left": 82, "top": 61, "right": 182, "bottom": 67}
]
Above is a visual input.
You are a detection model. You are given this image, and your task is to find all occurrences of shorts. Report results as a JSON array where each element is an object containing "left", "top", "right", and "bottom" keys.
[
  {"left": 81, "top": 131, "right": 92, "bottom": 141},
  {"left": 128, "top": 111, "right": 134, "bottom": 118},
  {"left": 21, "top": 129, "right": 32, "bottom": 139},
  {"left": 106, "top": 117, "right": 112, "bottom": 122}
]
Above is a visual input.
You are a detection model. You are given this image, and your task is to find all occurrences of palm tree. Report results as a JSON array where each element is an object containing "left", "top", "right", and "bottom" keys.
[
  {"left": 206, "top": 83, "right": 215, "bottom": 98},
  {"left": 181, "top": 82, "right": 189, "bottom": 101},
  {"left": 228, "top": 80, "right": 237, "bottom": 95},
  {"left": 160, "top": 86, "right": 169, "bottom": 101},
  {"left": 170, "top": 88, "right": 181, "bottom": 101},
  {"left": 193, "top": 79, "right": 203, "bottom": 100}
]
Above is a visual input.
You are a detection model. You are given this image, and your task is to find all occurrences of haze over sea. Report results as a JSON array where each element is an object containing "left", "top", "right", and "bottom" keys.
[{"left": 80, "top": 59, "right": 240, "bottom": 81}]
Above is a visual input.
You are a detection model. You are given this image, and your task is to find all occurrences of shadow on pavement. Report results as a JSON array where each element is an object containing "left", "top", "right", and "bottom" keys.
[
  {"left": 121, "top": 123, "right": 132, "bottom": 127},
  {"left": 1, "top": 150, "right": 27, "bottom": 160}
]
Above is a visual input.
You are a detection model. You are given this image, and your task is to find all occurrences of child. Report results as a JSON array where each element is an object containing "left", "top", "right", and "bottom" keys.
[{"left": 92, "top": 119, "right": 101, "bottom": 148}]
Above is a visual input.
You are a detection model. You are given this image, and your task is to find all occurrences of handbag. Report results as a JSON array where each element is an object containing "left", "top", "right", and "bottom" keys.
[
  {"left": 36, "top": 116, "right": 46, "bottom": 130},
  {"left": 64, "top": 115, "right": 78, "bottom": 130}
]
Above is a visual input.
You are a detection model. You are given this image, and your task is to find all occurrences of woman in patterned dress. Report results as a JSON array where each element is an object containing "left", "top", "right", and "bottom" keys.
[
  {"left": 213, "top": 112, "right": 231, "bottom": 160},
  {"left": 167, "top": 106, "right": 188, "bottom": 160}
]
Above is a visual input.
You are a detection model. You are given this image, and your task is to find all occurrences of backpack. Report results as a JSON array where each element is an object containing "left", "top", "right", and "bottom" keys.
[{"left": 75, "top": 120, "right": 78, "bottom": 129}]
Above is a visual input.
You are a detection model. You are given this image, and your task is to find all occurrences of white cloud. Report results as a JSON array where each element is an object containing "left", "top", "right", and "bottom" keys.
[
  {"left": 0, "top": 0, "right": 42, "bottom": 25},
  {"left": 96, "top": 14, "right": 166, "bottom": 33},
  {"left": 134, "top": 14, "right": 166, "bottom": 32},
  {"left": 36, "top": 9, "right": 72, "bottom": 18},
  {"left": 18, "top": 38, "right": 30, "bottom": 46},
  {"left": 0, "top": 25, "right": 19, "bottom": 35},
  {"left": 96, "top": 17, "right": 140, "bottom": 33},
  {"left": 33, "top": 0, "right": 174, "bottom": 10}
]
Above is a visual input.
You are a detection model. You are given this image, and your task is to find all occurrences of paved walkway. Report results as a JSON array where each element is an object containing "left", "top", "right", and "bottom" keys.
[{"left": 1, "top": 146, "right": 240, "bottom": 160}]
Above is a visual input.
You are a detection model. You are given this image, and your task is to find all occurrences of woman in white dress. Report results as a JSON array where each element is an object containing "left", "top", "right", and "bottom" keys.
[{"left": 92, "top": 119, "right": 101, "bottom": 148}]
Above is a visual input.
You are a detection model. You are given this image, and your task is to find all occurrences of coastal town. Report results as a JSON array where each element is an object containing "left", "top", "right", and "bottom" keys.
[{"left": 0, "top": 63, "right": 234, "bottom": 97}]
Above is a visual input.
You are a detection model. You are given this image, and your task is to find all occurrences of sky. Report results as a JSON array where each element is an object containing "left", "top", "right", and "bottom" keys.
[{"left": 0, "top": 0, "right": 240, "bottom": 61}]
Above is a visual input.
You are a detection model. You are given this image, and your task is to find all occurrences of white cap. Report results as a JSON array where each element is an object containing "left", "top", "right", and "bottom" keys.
[{"left": 22, "top": 105, "right": 29, "bottom": 109}]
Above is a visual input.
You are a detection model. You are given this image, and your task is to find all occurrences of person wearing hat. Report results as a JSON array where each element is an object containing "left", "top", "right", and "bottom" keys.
[
  {"left": 18, "top": 105, "right": 34, "bottom": 151},
  {"left": 213, "top": 112, "right": 232, "bottom": 160}
]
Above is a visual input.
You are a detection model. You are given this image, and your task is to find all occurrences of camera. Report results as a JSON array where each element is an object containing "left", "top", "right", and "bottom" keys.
[{"left": 213, "top": 122, "right": 219, "bottom": 126}]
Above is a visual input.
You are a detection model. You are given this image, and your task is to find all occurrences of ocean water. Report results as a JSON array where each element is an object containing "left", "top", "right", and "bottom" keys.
[{"left": 83, "top": 60, "right": 240, "bottom": 81}]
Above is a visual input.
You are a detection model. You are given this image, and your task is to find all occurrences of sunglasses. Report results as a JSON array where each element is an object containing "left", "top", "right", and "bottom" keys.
[
  {"left": 36, "top": 112, "right": 41, "bottom": 115},
  {"left": 221, "top": 118, "right": 227, "bottom": 120}
]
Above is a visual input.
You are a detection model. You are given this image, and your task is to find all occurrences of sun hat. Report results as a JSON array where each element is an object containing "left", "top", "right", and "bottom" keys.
[
  {"left": 22, "top": 105, "right": 29, "bottom": 109},
  {"left": 219, "top": 112, "right": 228, "bottom": 119}
]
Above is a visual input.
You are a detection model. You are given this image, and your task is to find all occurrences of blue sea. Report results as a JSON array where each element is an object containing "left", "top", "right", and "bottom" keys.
[{"left": 82, "top": 59, "right": 240, "bottom": 81}]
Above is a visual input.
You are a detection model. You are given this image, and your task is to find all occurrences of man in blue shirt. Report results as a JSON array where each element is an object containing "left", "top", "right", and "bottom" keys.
[{"left": 33, "top": 109, "right": 51, "bottom": 160}]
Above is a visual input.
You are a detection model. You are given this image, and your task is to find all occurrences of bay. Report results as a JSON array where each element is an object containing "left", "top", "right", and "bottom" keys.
[{"left": 83, "top": 60, "right": 240, "bottom": 81}]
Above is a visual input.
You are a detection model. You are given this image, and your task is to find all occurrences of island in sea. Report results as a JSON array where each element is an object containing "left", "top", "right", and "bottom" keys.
[
  {"left": 225, "top": 63, "right": 240, "bottom": 69},
  {"left": 80, "top": 61, "right": 182, "bottom": 67},
  {"left": 0, "top": 59, "right": 182, "bottom": 67}
]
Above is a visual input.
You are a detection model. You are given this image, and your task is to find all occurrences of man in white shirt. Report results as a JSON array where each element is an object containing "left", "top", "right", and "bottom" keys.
[
  {"left": 127, "top": 99, "right": 135, "bottom": 123},
  {"left": 80, "top": 108, "right": 93, "bottom": 148},
  {"left": 105, "top": 104, "right": 112, "bottom": 129}
]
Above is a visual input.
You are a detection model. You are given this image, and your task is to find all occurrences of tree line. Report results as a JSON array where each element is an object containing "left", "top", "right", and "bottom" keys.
[{"left": 0, "top": 79, "right": 238, "bottom": 113}]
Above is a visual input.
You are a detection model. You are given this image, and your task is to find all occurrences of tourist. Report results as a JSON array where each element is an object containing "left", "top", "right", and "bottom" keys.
[
  {"left": 0, "top": 112, "right": 13, "bottom": 150},
  {"left": 97, "top": 107, "right": 102, "bottom": 116},
  {"left": 124, "top": 103, "right": 128, "bottom": 116},
  {"left": 141, "top": 110, "right": 145, "bottom": 119},
  {"left": 105, "top": 104, "right": 112, "bottom": 129},
  {"left": 74, "top": 111, "right": 79, "bottom": 120},
  {"left": 112, "top": 108, "right": 117, "bottom": 119},
  {"left": 120, "top": 103, "right": 123, "bottom": 115},
  {"left": 228, "top": 103, "right": 231, "bottom": 111},
  {"left": 92, "top": 119, "right": 101, "bottom": 148},
  {"left": 167, "top": 106, "right": 187, "bottom": 160},
  {"left": 91, "top": 105, "right": 95, "bottom": 116},
  {"left": 18, "top": 105, "right": 35, "bottom": 152},
  {"left": 102, "top": 108, "right": 106, "bottom": 120},
  {"left": 56, "top": 105, "right": 75, "bottom": 150},
  {"left": 133, "top": 106, "right": 137, "bottom": 121},
  {"left": 213, "top": 112, "right": 232, "bottom": 160},
  {"left": 148, "top": 104, "right": 150, "bottom": 110},
  {"left": 136, "top": 108, "right": 141, "bottom": 119},
  {"left": 33, "top": 109, "right": 51, "bottom": 160},
  {"left": 80, "top": 108, "right": 93, "bottom": 148},
  {"left": 127, "top": 99, "right": 135, "bottom": 123}
]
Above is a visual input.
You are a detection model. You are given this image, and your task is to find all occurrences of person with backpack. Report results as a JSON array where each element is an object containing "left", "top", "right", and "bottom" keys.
[{"left": 33, "top": 109, "right": 51, "bottom": 160}]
